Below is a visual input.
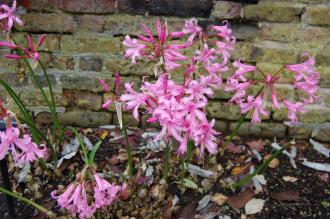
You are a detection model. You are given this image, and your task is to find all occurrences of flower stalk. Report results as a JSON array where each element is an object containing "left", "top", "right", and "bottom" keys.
[
  {"left": 121, "top": 114, "right": 133, "bottom": 178},
  {"left": 0, "top": 186, "right": 56, "bottom": 218},
  {"left": 0, "top": 158, "right": 15, "bottom": 219},
  {"left": 232, "top": 144, "right": 289, "bottom": 189}
]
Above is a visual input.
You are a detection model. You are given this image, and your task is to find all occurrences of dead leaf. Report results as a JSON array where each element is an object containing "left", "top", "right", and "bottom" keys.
[
  {"left": 178, "top": 202, "right": 197, "bottom": 219},
  {"left": 231, "top": 165, "right": 250, "bottom": 175},
  {"left": 282, "top": 176, "right": 298, "bottom": 183},
  {"left": 271, "top": 191, "right": 299, "bottom": 202},
  {"left": 247, "top": 139, "right": 265, "bottom": 151},
  {"left": 100, "top": 130, "right": 109, "bottom": 140},
  {"left": 227, "top": 188, "right": 255, "bottom": 209},
  {"left": 226, "top": 143, "right": 245, "bottom": 154},
  {"left": 245, "top": 198, "right": 265, "bottom": 215},
  {"left": 264, "top": 154, "right": 280, "bottom": 169},
  {"left": 211, "top": 193, "right": 228, "bottom": 206}
]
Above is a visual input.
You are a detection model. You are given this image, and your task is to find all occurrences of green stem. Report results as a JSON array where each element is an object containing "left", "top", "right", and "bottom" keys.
[
  {"left": 220, "top": 86, "right": 265, "bottom": 155},
  {"left": 220, "top": 114, "right": 247, "bottom": 155},
  {"left": 232, "top": 144, "right": 289, "bottom": 189},
  {"left": 122, "top": 114, "right": 132, "bottom": 178},
  {"left": 70, "top": 127, "right": 89, "bottom": 166},
  {"left": 163, "top": 139, "right": 170, "bottom": 181},
  {"left": 187, "top": 139, "right": 194, "bottom": 162},
  {"left": 38, "top": 61, "right": 61, "bottom": 149},
  {"left": 0, "top": 187, "right": 56, "bottom": 218}
]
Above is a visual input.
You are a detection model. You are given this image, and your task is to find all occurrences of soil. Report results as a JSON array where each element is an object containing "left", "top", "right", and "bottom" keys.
[{"left": 0, "top": 127, "right": 329, "bottom": 219}]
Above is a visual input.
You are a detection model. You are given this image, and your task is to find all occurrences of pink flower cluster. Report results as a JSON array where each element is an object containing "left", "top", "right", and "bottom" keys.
[
  {"left": 0, "top": 34, "right": 45, "bottom": 61},
  {"left": 121, "top": 19, "right": 236, "bottom": 156},
  {"left": 0, "top": 0, "right": 23, "bottom": 33},
  {"left": 51, "top": 174, "right": 123, "bottom": 219},
  {"left": 226, "top": 54, "right": 320, "bottom": 125},
  {"left": 0, "top": 126, "right": 46, "bottom": 163}
]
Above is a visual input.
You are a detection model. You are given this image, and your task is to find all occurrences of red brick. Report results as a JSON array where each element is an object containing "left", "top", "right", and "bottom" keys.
[{"left": 57, "top": 0, "right": 116, "bottom": 13}]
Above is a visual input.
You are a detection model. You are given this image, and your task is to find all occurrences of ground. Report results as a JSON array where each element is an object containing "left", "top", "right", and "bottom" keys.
[{"left": 0, "top": 126, "right": 329, "bottom": 219}]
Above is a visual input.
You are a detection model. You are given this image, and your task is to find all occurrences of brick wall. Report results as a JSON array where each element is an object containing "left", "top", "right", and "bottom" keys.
[{"left": 1, "top": 0, "right": 330, "bottom": 141}]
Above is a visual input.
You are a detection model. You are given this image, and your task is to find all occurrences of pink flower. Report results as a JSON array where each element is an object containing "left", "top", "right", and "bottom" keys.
[
  {"left": 0, "top": 127, "right": 46, "bottom": 164},
  {"left": 93, "top": 174, "right": 122, "bottom": 209},
  {"left": 192, "top": 119, "right": 219, "bottom": 156},
  {"left": 52, "top": 183, "right": 95, "bottom": 219},
  {"left": 212, "top": 21, "right": 233, "bottom": 42},
  {"left": 122, "top": 35, "right": 146, "bottom": 64},
  {"left": 287, "top": 53, "right": 320, "bottom": 104},
  {"left": 0, "top": 0, "right": 23, "bottom": 32},
  {"left": 225, "top": 78, "right": 251, "bottom": 103},
  {"left": 283, "top": 100, "right": 306, "bottom": 125},
  {"left": 170, "top": 18, "right": 202, "bottom": 44},
  {"left": 114, "top": 73, "right": 121, "bottom": 95},
  {"left": 98, "top": 79, "right": 110, "bottom": 93},
  {"left": 232, "top": 59, "right": 256, "bottom": 81},
  {"left": 239, "top": 95, "right": 269, "bottom": 123},
  {"left": 120, "top": 83, "right": 148, "bottom": 120},
  {"left": 0, "top": 34, "right": 45, "bottom": 61}
]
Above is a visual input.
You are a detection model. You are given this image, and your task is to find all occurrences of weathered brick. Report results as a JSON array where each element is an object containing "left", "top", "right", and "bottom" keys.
[
  {"left": 60, "top": 74, "right": 114, "bottom": 92},
  {"left": 58, "top": 111, "right": 112, "bottom": 127},
  {"left": 35, "top": 73, "right": 57, "bottom": 88},
  {"left": 56, "top": 0, "right": 116, "bottom": 13},
  {"left": 302, "top": 6, "right": 330, "bottom": 26},
  {"left": 0, "top": 50, "right": 19, "bottom": 70},
  {"left": 50, "top": 54, "right": 76, "bottom": 70},
  {"left": 117, "top": 0, "right": 147, "bottom": 15},
  {"left": 260, "top": 23, "right": 330, "bottom": 43},
  {"left": 75, "top": 15, "right": 106, "bottom": 32},
  {"left": 243, "top": 3, "right": 302, "bottom": 22},
  {"left": 229, "top": 122, "right": 286, "bottom": 137},
  {"left": 61, "top": 35, "right": 121, "bottom": 54},
  {"left": 212, "top": 1, "right": 241, "bottom": 20},
  {"left": 314, "top": 124, "right": 330, "bottom": 142},
  {"left": 104, "top": 58, "right": 154, "bottom": 76},
  {"left": 206, "top": 102, "right": 241, "bottom": 120},
  {"left": 104, "top": 15, "right": 185, "bottom": 36},
  {"left": 12, "top": 33, "right": 61, "bottom": 51},
  {"left": 13, "top": 88, "right": 67, "bottom": 107},
  {"left": 317, "top": 66, "right": 330, "bottom": 88},
  {"left": 233, "top": 41, "right": 299, "bottom": 64},
  {"left": 288, "top": 125, "right": 312, "bottom": 139},
  {"left": 79, "top": 56, "right": 103, "bottom": 72},
  {"left": 63, "top": 91, "right": 102, "bottom": 111},
  {"left": 214, "top": 120, "right": 229, "bottom": 133},
  {"left": 18, "top": 13, "right": 75, "bottom": 33},
  {"left": 148, "top": 0, "right": 213, "bottom": 18},
  {"left": 232, "top": 23, "right": 260, "bottom": 41},
  {"left": 320, "top": 88, "right": 330, "bottom": 107},
  {"left": 299, "top": 106, "right": 330, "bottom": 123},
  {"left": 113, "top": 113, "right": 139, "bottom": 127},
  {"left": 0, "top": 72, "right": 29, "bottom": 87}
]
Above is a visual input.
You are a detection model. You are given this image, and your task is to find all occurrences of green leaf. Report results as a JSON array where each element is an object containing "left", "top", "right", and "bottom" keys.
[
  {"left": 89, "top": 140, "right": 102, "bottom": 164},
  {"left": 180, "top": 178, "right": 198, "bottom": 190},
  {"left": 321, "top": 200, "right": 330, "bottom": 208},
  {"left": 69, "top": 127, "right": 89, "bottom": 165}
]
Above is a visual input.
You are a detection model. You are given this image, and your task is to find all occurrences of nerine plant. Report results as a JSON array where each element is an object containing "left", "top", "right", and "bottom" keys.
[{"left": 0, "top": 0, "right": 321, "bottom": 218}]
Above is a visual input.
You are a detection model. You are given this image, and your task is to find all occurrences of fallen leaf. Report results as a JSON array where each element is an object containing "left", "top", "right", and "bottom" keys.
[
  {"left": 181, "top": 178, "right": 199, "bottom": 190},
  {"left": 211, "top": 193, "right": 228, "bottom": 206},
  {"left": 226, "top": 143, "right": 245, "bottom": 154},
  {"left": 264, "top": 154, "right": 280, "bottom": 169},
  {"left": 100, "top": 130, "right": 109, "bottom": 140},
  {"left": 301, "top": 159, "right": 330, "bottom": 172},
  {"left": 178, "top": 202, "right": 197, "bottom": 219},
  {"left": 271, "top": 191, "right": 299, "bottom": 202},
  {"left": 227, "top": 188, "right": 255, "bottom": 209},
  {"left": 245, "top": 198, "right": 265, "bottom": 215},
  {"left": 231, "top": 165, "right": 250, "bottom": 175},
  {"left": 282, "top": 176, "right": 298, "bottom": 183},
  {"left": 187, "top": 164, "right": 215, "bottom": 178},
  {"left": 310, "top": 138, "right": 330, "bottom": 158},
  {"left": 196, "top": 195, "right": 211, "bottom": 211},
  {"left": 247, "top": 139, "right": 265, "bottom": 151}
]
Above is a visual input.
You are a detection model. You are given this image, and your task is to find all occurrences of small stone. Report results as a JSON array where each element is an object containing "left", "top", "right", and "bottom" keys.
[
  {"left": 264, "top": 154, "right": 280, "bottom": 168},
  {"left": 211, "top": 193, "right": 228, "bottom": 206},
  {"left": 138, "top": 188, "right": 147, "bottom": 198}
]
